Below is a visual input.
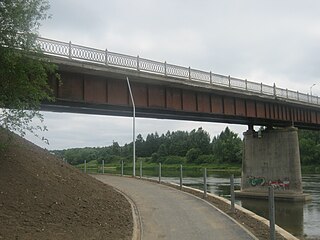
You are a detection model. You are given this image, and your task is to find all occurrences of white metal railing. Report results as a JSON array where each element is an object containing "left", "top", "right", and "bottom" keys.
[{"left": 36, "top": 37, "right": 320, "bottom": 106}]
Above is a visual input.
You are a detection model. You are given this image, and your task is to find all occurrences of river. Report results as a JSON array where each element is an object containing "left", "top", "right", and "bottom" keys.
[{"left": 137, "top": 168, "right": 320, "bottom": 240}]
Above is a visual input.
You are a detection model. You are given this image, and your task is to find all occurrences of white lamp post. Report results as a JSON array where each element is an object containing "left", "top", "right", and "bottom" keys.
[
  {"left": 126, "top": 77, "right": 136, "bottom": 177},
  {"left": 310, "top": 83, "right": 317, "bottom": 96}
]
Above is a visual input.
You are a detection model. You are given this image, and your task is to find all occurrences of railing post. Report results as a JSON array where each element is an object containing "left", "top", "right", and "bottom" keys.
[
  {"left": 307, "top": 93, "right": 310, "bottom": 103},
  {"left": 121, "top": 160, "right": 124, "bottom": 176},
  {"left": 164, "top": 61, "right": 167, "bottom": 76},
  {"left": 260, "top": 82, "right": 263, "bottom": 93},
  {"left": 102, "top": 160, "right": 105, "bottom": 174},
  {"left": 137, "top": 55, "right": 140, "bottom": 71},
  {"left": 297, "top": 91, "right": 300, "bottom": 101},
  {"left": 230, "top": 174, "right": 235, "bottom": 213},
  {"left": 273, "top": 83, "right": 276, "bottom": 96},
  {"left": 188, "top": 67, "right": 191, "bottom": 80},
  {"left": 269, "top": 186, "right": 276, "bottom": 240},
  {"left": 140, "top": 160, "right": 142, "bottom": 179},
  {"left": 105, "top": 49, "right": 108, "bottom": 66},
  {"left": 159, "top": 163, "right": 162, "bottom": 183},
  {"left": 180, "top": 164, "right": 183, "bottom": 190},
  {"left": 286, "top": 88, "right": 289, "bottom": 99},
  {"left": 203, "top": 168, "right": 207, "bottom": 198},
  {"left": 84, "top": 160, "right": 87, "bottom": 173},
  {"left": 209, "top": 71, "right": 212, "bottom": 84},
  {"left": 245, "top": 79, "right": 248, "bottom": 91},
  {"left": 68, "top": 41, "right": 72, "bottom": 59},
  {"left": 228, "top": 75, "right": 231, "bottom": 87}
]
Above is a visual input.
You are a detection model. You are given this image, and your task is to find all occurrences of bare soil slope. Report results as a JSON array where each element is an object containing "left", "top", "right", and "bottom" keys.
[{"left": 0, "top": 129, "right": 132, "bottom": 240}]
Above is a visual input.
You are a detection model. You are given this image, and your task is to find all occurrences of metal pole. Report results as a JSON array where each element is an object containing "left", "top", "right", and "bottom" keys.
[
  {"left": 203, "top": 168, "right": 207, "bottom": 198},
  {"left": 84, "top": 160, "right": 87, "bottom": 173},
  {"left": 230, "top": 174, "right": 235, "bottom": 213},
  {"left": 159, "top": 163, "right": 162, "bottom": 183},
  {"left": 140, "top": 160, "right": 142, "bottom": 179},
  {"left": 102, "top": 160, "right": 105, "bottom": 174},
  {"left": 121, "top": 160, "right": 124, "bottom": 176},
  {"left": 269, "top": 186, "right": 276, "bottom": 240},
  {"left": 126, "top": 77, "right": 136, "bottom": 177},
  {"left": 180, "top": 164, "right": 183, "bottom": 190}
]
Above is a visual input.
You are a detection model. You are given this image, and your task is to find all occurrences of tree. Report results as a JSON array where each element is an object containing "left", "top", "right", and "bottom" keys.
[
  {"left": 189, "top": 127, "right": 211, "bottom": 155},
  {"left": 212, "top": 127, "right": 243, "bottom": 163},
  {"left": 0, "top": 0, "right": 56, "bottom": 142},
  {"left": 186, "top": 148, "right": 201, "bottom": 163},
  {"left": 299, "top": 130, "right": 320, "bottom": 165}
]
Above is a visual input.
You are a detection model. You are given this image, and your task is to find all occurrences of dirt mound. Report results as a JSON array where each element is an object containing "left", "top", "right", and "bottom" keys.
[{"left": 0, "top": 129, "right": 132, "bottom": 240}]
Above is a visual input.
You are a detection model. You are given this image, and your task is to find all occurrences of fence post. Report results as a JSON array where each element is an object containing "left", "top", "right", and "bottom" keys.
[
  {"left": 245, "top": 79, "right": 248, "bottom": 91},
  {"left": 297, "top": 91, "right": 300, "bottom": 101},
  {"left": 188, "top": 67, "right": 191, "bottom": 80},
  {"left": 137, "top": 55, "right": 140, "bottom": 71},
  {"left": 68, "top": 41, "right": 72, "bottom": 59},
  {"left": 230, "top": 174, "right": 235, "bottom": 213},
  {"left": 140, "top": 160, "right": 142, "bottom": 179},
  {"left": 203, "top": 168, "right": 207, "bottom": 198},
  {"left": 260, "top": 82, "right": 263, "bottom": 93},
  {"left": 102, "top": 160, "right": 105, "bottom": 174},
  {"left": 180, "top": 164, "right": 183, "bottom": 190},
  {"left": 84, "top": 160, "right": 87, "bottom": 173},
  {"left": 121, "top": 160, "right": 124, "bottom": 176},
  {"left": 228, "top": 75, "right": 231, "bottom": 87},
  {"left": 210, "top": 71, "right": 212, "bottom": 84},
  {"left": 269, "top": 186, "right": 276, "bottom": 240},
  {"left": 286, "top": 88, "right": 289, "bottom": 99},
  {"left": 273, "top": 83, "right": 276, "bottom": 96},
  {"left": 159, "top": 163, "right": 162, "bottom": 183}
]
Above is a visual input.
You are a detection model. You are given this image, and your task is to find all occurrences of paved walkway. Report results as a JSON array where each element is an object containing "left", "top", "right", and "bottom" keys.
[{"left": 94, "top": 175, "right": 256, "bottom": 240}]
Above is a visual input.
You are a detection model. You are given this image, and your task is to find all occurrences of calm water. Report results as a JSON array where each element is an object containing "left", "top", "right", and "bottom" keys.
[{"left": 137, "top": 168, "right": 320, "bottom": 240}]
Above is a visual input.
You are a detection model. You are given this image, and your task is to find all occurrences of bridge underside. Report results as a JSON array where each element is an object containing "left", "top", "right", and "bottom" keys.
[{"left": 41, "top": 66, "right": 320, "bottom": 130}]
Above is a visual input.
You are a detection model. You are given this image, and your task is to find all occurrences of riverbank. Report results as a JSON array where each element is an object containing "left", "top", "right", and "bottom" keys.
[{"left": 75, "top": 160, "right": 320, "bottom": 175}]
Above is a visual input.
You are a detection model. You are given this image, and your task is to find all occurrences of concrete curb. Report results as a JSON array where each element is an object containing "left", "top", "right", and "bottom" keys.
[
  {"left": 113, "top": 187, "right": 142, "bottom": 240},
  {"left": 165, "top": 181, "right": 299, "bottom": 240}
]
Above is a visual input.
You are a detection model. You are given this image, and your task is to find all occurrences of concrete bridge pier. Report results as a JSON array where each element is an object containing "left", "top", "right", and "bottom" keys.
[{"left": 236, "top": 126, "right": 311, "bottom": 201}]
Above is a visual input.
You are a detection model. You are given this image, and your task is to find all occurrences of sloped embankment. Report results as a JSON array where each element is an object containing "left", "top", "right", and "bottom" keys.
[{"left": 0, "top": 129, "right": 132, "bottom": 240}]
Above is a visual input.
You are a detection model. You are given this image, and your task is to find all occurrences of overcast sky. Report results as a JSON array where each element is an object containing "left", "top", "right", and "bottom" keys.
[{"left": 25, "top": 0, "right": 320, "bottom": 150}]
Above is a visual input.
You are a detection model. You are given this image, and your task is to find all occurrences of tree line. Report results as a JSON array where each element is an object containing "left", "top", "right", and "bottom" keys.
[
  {"left": 52, "top": 127, "right": 320, "bottom": 167},
  {"left": 52, "top": 127, "right": 242, "bottom": 165}
]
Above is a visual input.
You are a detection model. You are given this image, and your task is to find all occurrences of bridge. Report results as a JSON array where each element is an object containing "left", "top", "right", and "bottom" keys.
[
  {"left": 37, "top": 37, "right": 316, "bottom": 200},
  {"left": 37, "top": 37, "right": 320, "bottom": 130}
]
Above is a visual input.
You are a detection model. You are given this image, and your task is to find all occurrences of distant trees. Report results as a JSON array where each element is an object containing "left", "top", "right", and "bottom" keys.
[
  {"left": 299, "top": 129, "right": 320, "bottom": 165},
  {"left": 52, "top": 127, "right": 320, "bottom": 167},
  {"left": 53, "top": 127, "right": 244, "bottom": 165},
  {"left": 212, "top": 127, "right": 243, "bottom": 163}
]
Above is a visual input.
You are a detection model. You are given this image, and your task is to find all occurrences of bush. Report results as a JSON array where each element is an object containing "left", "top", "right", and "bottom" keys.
[
  {"left": 197, "top": 154, "right": 216, "bottom": 164},
  {"left": 186, "top": 148, "right": 201, "bottom": 163},
  {"left": 163, "top": 156, "right": 186, "bottom": 164}
]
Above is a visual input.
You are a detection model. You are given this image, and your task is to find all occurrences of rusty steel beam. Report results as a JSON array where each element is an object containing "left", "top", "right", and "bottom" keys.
[{"left": 44, "top": 69, "right": 320, "bottom": 130}]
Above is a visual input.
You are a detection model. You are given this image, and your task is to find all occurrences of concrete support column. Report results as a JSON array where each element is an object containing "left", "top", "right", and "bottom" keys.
[{"left": 237, "top": 127, "right": 310, "bottom": 201}]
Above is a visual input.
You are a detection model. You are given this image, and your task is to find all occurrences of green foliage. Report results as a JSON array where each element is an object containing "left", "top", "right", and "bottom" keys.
[
  {"left": 299, "top": 130, "right": 320, "bottom": 165},
  {"left": 186, "top": 148, "right": 201, "bottom": 163},
  {"left": 0, "top": 0, "right": 56, "bottom": 142},
  {"left": 212, "top": 127, "right": 243, "bottom": 163},
  {"left": 163, "top": 155, "right": 186, "bottom": 165},
  {"left": 197, "top": 154, "right": 217, "bottom": 164}
]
